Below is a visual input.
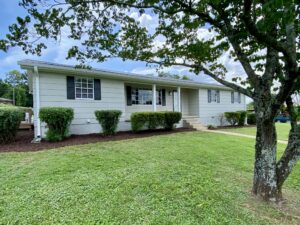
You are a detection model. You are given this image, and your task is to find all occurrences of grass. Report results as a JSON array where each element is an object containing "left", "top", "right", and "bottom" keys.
[
  {"left": 0, "top": 131, "right": 299, "bottom": 224},
  {"left": 220, "top": 123, "right": 290, "bottom": 141}
]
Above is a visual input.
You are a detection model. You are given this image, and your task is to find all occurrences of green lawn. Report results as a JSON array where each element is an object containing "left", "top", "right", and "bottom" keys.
[
  {"left": 220, "top": 123, "right": 290, "bottom": 141},
  {"left": 0, "top": 132, "right": 299, "bottom": 224}
]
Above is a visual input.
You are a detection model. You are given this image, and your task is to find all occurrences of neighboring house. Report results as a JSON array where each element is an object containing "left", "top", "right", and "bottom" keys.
[
  {"left": 19, "top": 59, "right": 246, "bottom": 139},
  {"left": 0, "top": 98, "right": 13, "bottom": 105}
]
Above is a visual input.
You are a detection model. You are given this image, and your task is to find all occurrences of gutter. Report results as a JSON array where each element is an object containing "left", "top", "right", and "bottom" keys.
[{"left": 32, "top": 66, "right": 42, "bottom": 143}]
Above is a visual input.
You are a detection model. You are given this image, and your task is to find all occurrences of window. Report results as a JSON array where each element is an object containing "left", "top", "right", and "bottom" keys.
[
  {"left": 75, "top": 78, "right": 94, "bottom": 99},
  {"left": 231, "top": 92, "right": 241, "bottom": 103},
  {"left": 131, "top": 88, "right": 162, "bottom": 105},
  {"left": 208, "top": 89, "right": 220, "bottom": 103}
]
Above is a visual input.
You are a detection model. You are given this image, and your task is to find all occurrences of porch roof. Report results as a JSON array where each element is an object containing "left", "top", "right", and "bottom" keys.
[{"left": 19, "top": 59, "right": 231, "bottom": 90}]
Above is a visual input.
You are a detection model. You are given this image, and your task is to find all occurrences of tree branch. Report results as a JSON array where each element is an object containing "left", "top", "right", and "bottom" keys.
[
  {"left": 144, "top": 59, "right": 254, "bottom": 97},
  {"left": 276, "top": 96, "right": 300, "bottom": 189}
]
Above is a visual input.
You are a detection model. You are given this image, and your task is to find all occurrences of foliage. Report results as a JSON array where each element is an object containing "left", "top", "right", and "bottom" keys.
[
  {"left": 131, "top": 112, "right": 182, "bottom": 132},
  {"left": 163, "top": 112, "right": 182, "bottom": 130},
  {"left": 238, "top": 111, "right": 247, "bottom": 126},
  {"left": 158, "top": 72, "right": 190, "bottom": 80},
  {"left": 95, "top": 110, "right": 122, "bottom": 135},
  {"left": 39, "top": 107, "right": 74, "bottom": 142},
  {"left": 207, "top": 124, "right": 216, "bottom": 129},
  {"left": 224, "top": 112, "right": 241, "bottom": 126},
  {"left": 0, "top": 70, "right": 33, "bottom": 107},
  {"left": 247, "top": 113, "right": 257, "bottom": 125},
  {"left": 0, "top": 106, "right": 23, "bottom": 143},
  {"left": 247, "top": 102, "right": 254, "bottom": 111}
]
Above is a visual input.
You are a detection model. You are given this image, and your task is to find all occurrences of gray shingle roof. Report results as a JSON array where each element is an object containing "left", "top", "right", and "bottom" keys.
[{"left": 18, "top": 59, "right": 230, "bottom": 90}]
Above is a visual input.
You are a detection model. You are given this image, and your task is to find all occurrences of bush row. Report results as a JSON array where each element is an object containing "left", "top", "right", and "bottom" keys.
[
  {"left": 224, "top": 111, "right": 256, "bottom": 126},
  {"left": 0, "top": 106, "right": 24, "bottom": 144},
  {"left": 131, "top": 112, "right": 182, "bottom": 132},
  {"left": 37, "top": 108, "right": 181, "bottom": 142}
]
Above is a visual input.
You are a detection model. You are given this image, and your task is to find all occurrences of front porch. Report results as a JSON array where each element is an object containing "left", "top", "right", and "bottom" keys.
[{"left": 124, "top": 83, "right": 200, "bottom": 120}]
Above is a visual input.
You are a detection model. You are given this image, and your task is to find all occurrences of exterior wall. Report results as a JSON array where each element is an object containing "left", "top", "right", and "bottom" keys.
[
  {"left": 35, "top": 73, "right": 182, "bottom": 137},
  {"left": 37, "top": 72, "right": 128, "bottom": 136},
  {"left": 198, "top": 88, "right": 246, "bottom": 126}
]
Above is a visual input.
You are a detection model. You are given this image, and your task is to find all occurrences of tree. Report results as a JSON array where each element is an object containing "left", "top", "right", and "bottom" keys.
[
  {"left": 1, "top": 70, "right": 33, "bottom": 107},
  {"left": 158, "top": 72, "right": 190, "bottom": 80},
  {"left": 1, "top": 0, "right": 299, "bottom": 202}
]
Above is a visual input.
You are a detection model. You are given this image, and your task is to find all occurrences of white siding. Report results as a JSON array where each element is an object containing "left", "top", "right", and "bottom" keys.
[
  {"left": 38, "top": 72, "right": 126, "bottom": 136},
  {"left": 198, "top": 89, "right": 246, "bottom": 126}
]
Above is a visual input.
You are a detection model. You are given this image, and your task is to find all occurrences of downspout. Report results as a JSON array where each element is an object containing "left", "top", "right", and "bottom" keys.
[{"left": 33, "top": 66, "right": 41, "bottom": 143}]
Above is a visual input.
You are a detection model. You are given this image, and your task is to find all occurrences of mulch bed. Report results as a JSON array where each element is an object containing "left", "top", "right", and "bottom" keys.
[{"left": 0, "top": 128, "right": 195, "bottom": 153}]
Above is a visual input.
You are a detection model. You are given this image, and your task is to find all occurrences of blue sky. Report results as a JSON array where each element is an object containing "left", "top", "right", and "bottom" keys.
[{"left": 0, "top": 1, "right": 244, "bottom": 85}]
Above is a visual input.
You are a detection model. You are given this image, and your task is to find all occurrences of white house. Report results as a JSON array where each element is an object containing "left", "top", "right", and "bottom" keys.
[{"left": 19, "top": 59, "right": 246, "bottom": 139}]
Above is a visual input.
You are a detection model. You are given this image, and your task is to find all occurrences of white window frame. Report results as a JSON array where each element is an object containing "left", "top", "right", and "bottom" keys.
[
  {"left": 231, "top": 91, "right": 241, "bottom": 104},
  {"left": 75, "top": 77, "right": 94, "bottom": 100},
  {"left": 131, "top": 88, "right": 162, "bottom": 105},
  {"left": 208, "top": 89, "right": 220, "bottom": 103}
]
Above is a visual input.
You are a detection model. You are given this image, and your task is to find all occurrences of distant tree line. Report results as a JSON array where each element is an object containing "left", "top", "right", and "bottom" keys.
[{"left": 0, "top": 70, "right": 33, "bottom": 107}]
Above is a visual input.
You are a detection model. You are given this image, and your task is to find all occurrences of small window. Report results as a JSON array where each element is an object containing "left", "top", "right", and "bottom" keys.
[
  {"left": 231, "top": 92, "right": 241, "bottom": 104},
  {"left": 208, "top": 89, "right": 220, "bottom": 103},
  {"left": 75, "top": 78, "right": 94, "bottom": 99},
  {"left": 131, "top": 88, "right": 162, "bottom": 105}
]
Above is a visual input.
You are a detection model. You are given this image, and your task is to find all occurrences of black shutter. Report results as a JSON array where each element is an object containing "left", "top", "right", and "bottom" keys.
[
  {"left": 217, "top": 90, "right": 220, "bottom": 103},
  {"left": 231, "top": 91, "right": 234, "bottom": 103},
  {"left": 162, "top": 89, "right": 166, "bottom": 106},
  {"left": 94, "top": 79, "right": 101, "bottom": 100},
  {"left": 208, "top": 90, "right": 211, "bottom": 103},
  {"left": 67, "top": 76, "right": 75, "bottom": 99},
  {"left": 126, "top": 86, "right": 132, "bottom": 106}
]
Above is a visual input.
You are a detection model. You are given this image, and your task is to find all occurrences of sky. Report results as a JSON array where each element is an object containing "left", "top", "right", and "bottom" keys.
[{"left": 0, "top": 1, "right": 245, "bottom": 87}]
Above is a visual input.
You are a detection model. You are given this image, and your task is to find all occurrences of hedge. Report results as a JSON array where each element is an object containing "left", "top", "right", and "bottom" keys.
[
  {"left": 131, "top": 111, "right": 182, "bottom": 132},
  {"left": 224, "top": 112, "right": 241, "bottom": 126},
  {"left": 0, "top": 107, "right": 23, "bottom": 143},
  {"left": 247, "top": 113, "right": 256, "bottom": 125},
  {"left": 95, "top": 110, "right": 122, "bottom": 135},
  {"left": 238, "top": 111, "right": 247, "bottom": 126},
  {"left": 39, "top": 107, "right": 74, "bottom": 142}
]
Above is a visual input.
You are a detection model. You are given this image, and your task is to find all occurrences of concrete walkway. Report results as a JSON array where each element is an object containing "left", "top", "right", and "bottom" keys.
[{"left": 204, "top": 129, "right": 288, "bottom": 145}]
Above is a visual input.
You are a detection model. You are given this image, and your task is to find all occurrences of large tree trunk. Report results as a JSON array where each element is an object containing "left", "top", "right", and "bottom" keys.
[{"left": 252, "top": 114, "right": 281, "bottom": 201}]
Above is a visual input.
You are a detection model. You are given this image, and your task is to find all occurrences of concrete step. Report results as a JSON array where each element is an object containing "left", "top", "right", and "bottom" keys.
[{"left": 183, "top": 118, "right": 207, "bottom": 131}]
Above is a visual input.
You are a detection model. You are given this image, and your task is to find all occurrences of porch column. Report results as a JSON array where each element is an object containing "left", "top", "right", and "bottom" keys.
[
  {"left": 177, "top": 86, "right": 181, "bottom": 112},
  {"left": 152, "top": 84, "right": 157, "bottom": 111}
]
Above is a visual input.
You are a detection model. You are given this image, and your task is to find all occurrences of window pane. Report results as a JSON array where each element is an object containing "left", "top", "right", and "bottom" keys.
[
  {"left": 76, "top": 88, "right": 81, "bottom": 94},
  {"left": 88, "top": 83, "right": 93, "bottom": 88},
  {"left": 76, "top": 93, "right": 81, "bottom": 98},
  {"left": 88, "top": 89, "right": 93, "bottom": 94},
  {"left": 88, "top": 94, "right": 93, "bottom": 99},
  {"left": 82, "top": 88, "right": 87, "bottom": 94},
  {"left": 82, "top": 94, "right": 87, "bottom": 98}
]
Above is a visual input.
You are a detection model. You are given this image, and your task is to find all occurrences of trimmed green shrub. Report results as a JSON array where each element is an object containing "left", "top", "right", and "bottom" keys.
[
  {"left": 238, "top": 111, "right": 247, "bottom": 126},
  {"left": 39, "top": 107, "right": 74, "bottom": 142},
  {"left": 224, "top": 112, "right": 240, "bottom": 126},
  {"left": 247, "top": 113, "right": 256, "bottom": 125},
  {"left": 95, "top": 110, "right": 122, "bottom": 135},
  {"left": 0, "top": 107, "right": 23, "bottom": 143},
  {"left": 164, "top": 112, "right": 182, "bottom": 130},
  {"left": 131, "top": 111, "right": 182, "bottom": 132}
]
